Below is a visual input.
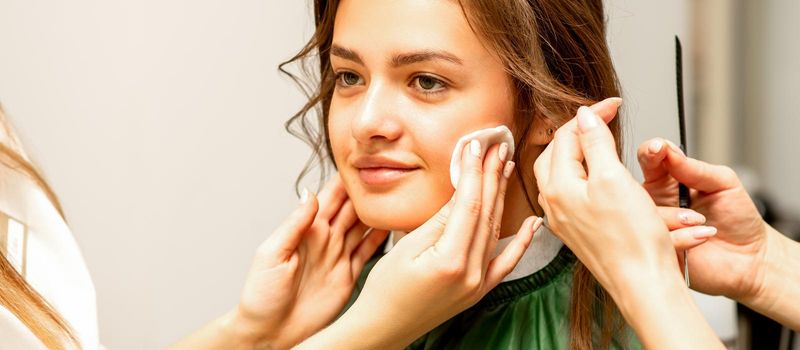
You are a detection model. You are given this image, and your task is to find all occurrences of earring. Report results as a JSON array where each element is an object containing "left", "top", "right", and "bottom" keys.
[{"left": 547, "top": 128, "right": 555, "bottom": 137}]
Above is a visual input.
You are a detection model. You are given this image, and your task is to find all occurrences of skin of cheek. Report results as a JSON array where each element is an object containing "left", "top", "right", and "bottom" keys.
[{"left": 328, "top": 83, "right": 515, "bottom": 232}]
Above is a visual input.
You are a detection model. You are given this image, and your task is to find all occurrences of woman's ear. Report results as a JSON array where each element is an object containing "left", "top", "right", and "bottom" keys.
[{"left": 526, "top": 115, "right": 557, "bottom": 146}]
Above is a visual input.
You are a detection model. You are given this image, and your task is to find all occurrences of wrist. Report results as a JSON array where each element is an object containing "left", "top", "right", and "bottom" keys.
[
  {"left": 613, "top": 271, "right": 723, "bottom": 349},
  {"left": 610, "top": 262, "right": 685, "bottom": 320},
  {"left": 297, "top": 301, "right": 410, "bottom": 350},
  {"left": 740, "top": 225, "right": 800, "bottom": 330},
  {"left": 223, "top": 308, "right": 274, "bottom": 350},
  {"left": 598, "top": 251, "right": 677, "bottom": 304},
  {"left": 738, "top": 223, "right": 776, "bottom": 304}
]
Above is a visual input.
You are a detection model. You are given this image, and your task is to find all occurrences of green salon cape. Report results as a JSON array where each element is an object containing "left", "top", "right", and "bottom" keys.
[{"left": 344, "top": 247, "right": 642, "bottom": 349}]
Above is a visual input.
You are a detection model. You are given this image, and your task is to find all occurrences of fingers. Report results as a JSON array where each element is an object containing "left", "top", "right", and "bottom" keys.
[
  {"left": 306, "top": 175, "right": 350, "bottom": 257},
  {"left": 661, "top": 150, "right": 741, "bottom": 193},
  {"left": 439, "top": 139, "right": 485, "bottom": 256},
  {"left": 638, "top": 137, "right": 741, "bottom": 194},
  {"left": 637, "top": 138, "right": 671, "bottom": 184},
  {"left": 482, "top": 149, "right": 513, "bottom": 264},
  {"left": 402, "top": 198, "right": 454, "bottom": 253},
  {"left": 484, "top": 216, "right": 542, "bottom": 288},
  {"left": 576, "top": 106, "right": 622, "bottom": 173},
  {"left": 351, "top": 228, "right": 390, "bottom": 277},
  {"left": 536, "top": 98, "right": 622, "bottom": 189},
  {"left": 344, "top": 220, "right": 370, "bottom": 255},
  {"left": 469, "top": 143, "right": 508, "bottom": 273},
  {"left": 533, "top": 142, "right": 553, "bottom": 188},
  {"left": 549, "top": 118, "right": 587, "bottom": 184},
  {"left": 267, "top": 191, "right": 320, "bottom": 261},
  {"left": 343, "top": 221, "right": 370, "bottom": 256},
  {"left": 327, "top": 199, "right": 358, "bottom": 255},
  {"left": 656, "top": 206, "right": 706, "bottom": 230},
  {"left": 316, "top": 175, "right": 349, "bottom": 221},
  {"left": 589, "top": 97, "right": 623, "bottom": 122},
  {"left": 330, "top": 198, "right": 357, "bottom": 237},
  {"left": 670, "top": 226, "right": 717, "bottom": 250}
]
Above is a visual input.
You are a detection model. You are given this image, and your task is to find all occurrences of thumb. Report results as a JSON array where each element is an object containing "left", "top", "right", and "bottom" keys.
[
  {"left": 589, "top": 97, "right": 622, "bottom": 124},
  {"left": 266, "top": 190, "right": 319, "bottom": 260},
  {"left": 662, "top": 148, "right": 741, "bottom": 193},
  {"left": 576, "top": 106, "right": 622, "bottom": 173},
  {"left": 398, "top": 198, "right": 453, "bottom": 253}
]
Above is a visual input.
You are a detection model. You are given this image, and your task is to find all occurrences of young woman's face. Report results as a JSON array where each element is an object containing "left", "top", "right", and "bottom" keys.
[{"left": 328, "top": 0, "right": 514, "bottom": 231}]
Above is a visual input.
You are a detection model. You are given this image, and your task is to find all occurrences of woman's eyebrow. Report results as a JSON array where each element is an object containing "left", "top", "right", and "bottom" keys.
[
  {"left": 330, "top": 44, "right": 463, "bottom": 68},
  {"left": 391, "top": 50, "right": 463, "bottom": 67},
  {"left": 330, "top": 44, "right": 364, "bottom": 65}
]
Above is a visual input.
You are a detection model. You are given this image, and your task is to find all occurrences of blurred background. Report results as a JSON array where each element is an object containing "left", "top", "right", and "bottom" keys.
[{"left": 0, "top": 0, "right": 796, "bottom": 349}]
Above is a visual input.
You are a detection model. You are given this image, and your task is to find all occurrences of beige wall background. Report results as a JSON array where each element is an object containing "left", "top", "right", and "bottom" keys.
[{"left": 0, "top": 0, "right": 766, "bottom": 348}]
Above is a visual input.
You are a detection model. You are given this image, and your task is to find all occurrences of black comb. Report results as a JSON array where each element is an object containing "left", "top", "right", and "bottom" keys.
[{"left": 676, "top": 36, "right": 691, "bottom": 286}]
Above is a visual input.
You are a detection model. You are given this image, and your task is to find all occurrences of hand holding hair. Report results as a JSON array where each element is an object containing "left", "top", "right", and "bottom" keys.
[{"left": 534, "top": 102, "right": 724, "bottom": 349}]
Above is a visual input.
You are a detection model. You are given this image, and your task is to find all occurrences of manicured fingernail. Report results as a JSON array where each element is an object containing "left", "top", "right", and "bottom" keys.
[
  {"left": 299, "top": 188, "right": 309, "bottom": 204},
  {"left": 470, "top": 139, "right": 481, "bottom": 157},
  {"left": 649, "top": 139, "right": 664, "bottom": 154},
  {"left": 503, "top": 161, "right": 515, "bottom": 178},
  {"left": 665, "top": 140, "right": 686, "bottom": 158},
  {"left": 498, "top": 142, "right": 509, "bottom": 162},
  {"left": 678, "top": 210, "right": 706, "bottom": 225},
  {"left": 608, "top": 97, "right": 623, "bottom": 106},
  {"left": 532, "top": 216, "right": 543, "bottom": 233},
  {"left": 692, "top": 226, "right": 717, "bottom": 239},
  {"left": 577, "top": 106, "right": 600, "bottom": 132}
]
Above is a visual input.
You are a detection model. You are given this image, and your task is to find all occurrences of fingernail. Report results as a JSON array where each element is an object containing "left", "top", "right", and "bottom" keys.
[
  {"left": 299, "top": 188, "right": 309, "bottom": 204},
  {"left": 470, "top": 139, "right": 482, "bottom": 157},
  {"left": 532, "top": 216, "right": 543, "bottom": 233},
  {"left": 577, "top": 106, "right": 600, "bottom": 132},
  {"left": 692, "top": 226, "right": 717, "bottom": 239},
  {"left": 665, "top": 140, "right": 686, "bottom": 158},
  {"left": 678, "top": 210, "right": 706, "bottom": 225},
  {"left": 503, "top": 161, "right": 515, "bottom": 178},
  {"left": 648, "top": 139, "right": 664, "bottom": 154},
  {"left": 608, "top": 97, "right": 623, "bottom": 106},
  {"left": 498, "top": 142, "right": 509, "bottom": 162}
]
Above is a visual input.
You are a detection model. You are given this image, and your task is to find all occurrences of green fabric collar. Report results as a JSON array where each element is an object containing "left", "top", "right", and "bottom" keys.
[{"left": 480, "top": 247, "right": 576, "bottom": 307}]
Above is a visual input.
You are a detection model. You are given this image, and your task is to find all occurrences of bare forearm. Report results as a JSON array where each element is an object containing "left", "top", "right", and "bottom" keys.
[
  {"left": 742, "top": 226, "right": 800, "bottom": 331},
  {"left": 295, "top": 303, "right": 415, "bottom": 350},
  {"left": 610, "top": 268, "right": 724, "bottom": 350},
  {"left": 169, "top": 309, "right": 272, "bottom": 350}
]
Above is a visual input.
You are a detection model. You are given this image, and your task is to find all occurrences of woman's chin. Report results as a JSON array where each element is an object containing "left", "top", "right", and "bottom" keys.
[
  {"left": 353, "top": 200, "right": 436, "bottom": 232},
  {"left": 356, "top": 211, "right": 424, "bottom": 232},
  {"left": 344, "top": 178, "right": 453, "bottom": 232}
]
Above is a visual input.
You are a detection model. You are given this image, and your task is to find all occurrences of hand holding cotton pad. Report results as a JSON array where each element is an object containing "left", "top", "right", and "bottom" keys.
[{"left": 449, "top": 125, "right": 515, "bottom": 188}]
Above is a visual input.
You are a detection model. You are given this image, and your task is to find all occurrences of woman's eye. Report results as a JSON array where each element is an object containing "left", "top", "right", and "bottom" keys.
[
  {"left": 413, "top": 75, "right": 446, "bottom": 93},
  {"left": 337, "top": 71, "right": 364, "bottom": 87}
]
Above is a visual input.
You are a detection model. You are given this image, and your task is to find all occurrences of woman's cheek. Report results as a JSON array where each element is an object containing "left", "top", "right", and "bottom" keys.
[{"left": 327, "top": 111, "right": 349, "bottom": 169}]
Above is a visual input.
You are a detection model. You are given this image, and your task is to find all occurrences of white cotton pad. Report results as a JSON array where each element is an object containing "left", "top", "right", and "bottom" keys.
[{"left": 449, "top": 125, "right": 515, "bottom": 188}]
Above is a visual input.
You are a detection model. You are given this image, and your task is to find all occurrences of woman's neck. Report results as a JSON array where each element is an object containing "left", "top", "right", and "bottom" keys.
[
  {"left": 499, "top": 173, "right": 538, "bottom": 239},
  {"left": 499, "top": 143, "right": 545, "bottom": 239}
]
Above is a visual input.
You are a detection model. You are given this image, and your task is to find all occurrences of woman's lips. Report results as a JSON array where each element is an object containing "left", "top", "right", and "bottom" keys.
[{"left": 357, "top": 167, "right": 418, "bottom": 186}]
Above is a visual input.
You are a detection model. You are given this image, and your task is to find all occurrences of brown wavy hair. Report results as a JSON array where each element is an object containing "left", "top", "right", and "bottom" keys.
[
  {"left": 281, "top": 0, "right": 627, "bottom": 348},
  {"left": 0, "top": 104, "right": 79, "bottom": 349}
]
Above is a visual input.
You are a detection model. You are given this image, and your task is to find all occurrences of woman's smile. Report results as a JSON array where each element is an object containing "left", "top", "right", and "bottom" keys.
[
  {"left": 357, "top": 167, "right": 418, "bottom": 186},
  {"left": 351, "top": 154, "right": 421, "bottom": 187}
]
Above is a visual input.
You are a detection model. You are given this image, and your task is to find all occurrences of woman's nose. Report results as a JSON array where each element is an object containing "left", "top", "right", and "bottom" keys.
[{"left": 351, "top": 80, "right": 403, "bottom": 145}]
